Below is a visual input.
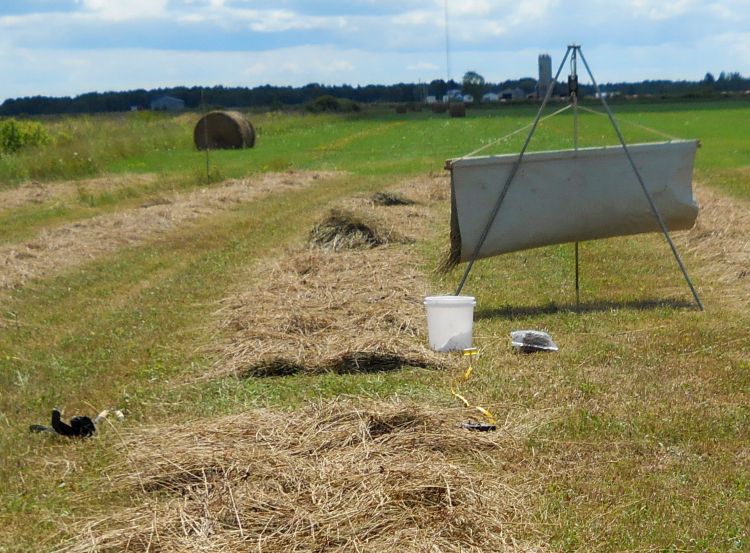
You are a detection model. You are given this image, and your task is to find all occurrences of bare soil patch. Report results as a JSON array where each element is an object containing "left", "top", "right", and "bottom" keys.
[
  {"left": 62, "top": 401, "right": 545, "bottom": 553},
  {"left": 0, "top": 171, "right": 339, "bottom": 295}
]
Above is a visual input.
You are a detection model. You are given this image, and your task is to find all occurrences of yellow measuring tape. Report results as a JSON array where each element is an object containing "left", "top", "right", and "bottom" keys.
[{"left": 450, "top": 348, "right": 497, "bottom": 425}]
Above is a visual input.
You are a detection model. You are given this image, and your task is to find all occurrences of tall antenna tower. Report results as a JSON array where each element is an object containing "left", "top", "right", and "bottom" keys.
[{"left": 444, "top": 0, "right": 451, "bottom": 82}]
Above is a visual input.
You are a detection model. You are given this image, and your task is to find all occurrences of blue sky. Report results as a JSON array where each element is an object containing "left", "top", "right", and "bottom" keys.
[{"left": 1, "top": 0, "right": 748, "bottom": 101}]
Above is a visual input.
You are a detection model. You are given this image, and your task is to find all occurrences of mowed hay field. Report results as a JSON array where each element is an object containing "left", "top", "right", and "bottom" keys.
[{"left": 1, "top": 101, "right": 749, "bottom": 552}]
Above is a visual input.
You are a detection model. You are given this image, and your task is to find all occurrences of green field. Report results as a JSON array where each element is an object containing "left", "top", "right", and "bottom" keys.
[{"left": 1, "top": 100, "right": 749, "bottom": 551}]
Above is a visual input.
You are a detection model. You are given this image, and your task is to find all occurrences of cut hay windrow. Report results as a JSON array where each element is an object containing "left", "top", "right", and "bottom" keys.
[
  {"left": 0, "top": 174, "right": 158, "bottom": 214},
  {"left": 308, "top": 208, "right": 406, "bottom": 251},
  {"left": 212, "top": 176, "right": 452, "bottom": 380},
  {"left": 61, "top": 401, "right": 545, "bottom": 553},
  {"left": 0, "top": 171, "right": 338, "bottom": 296},
  {"left": 677, "top": 185, "right": 750, "bottom": 302},
  {"left": 215, "top": 247, "right": 445, "bottom": 379}
]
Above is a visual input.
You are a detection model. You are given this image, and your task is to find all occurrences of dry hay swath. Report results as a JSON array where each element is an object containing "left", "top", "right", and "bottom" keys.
[
  {"left": 212, "top": 176, "right": 451, "bottom": 380},
  {"left": 194, "top": 110, "right": 255, "bottom": 150},
  {"left": 308, "top": 208, "right": 407, "bottom": 251},
  {"left": 439, "top": 190, "right": 463, "bottom": 273},
  {"left": 677, "top": 184, "right": 750, "bottom": 306},
  {"left": 0, "top": 174, "right": 158, "bottom": 214},
  {"left": 215, "top": 247, "right": 443, "bottom": 379},
  {"left": 449, "top": 103, "right": 467, "bottom": 118},
  {"left": 0, "top": 171, "right": 337, "bottom": 297},
  {"left": 62, "top": 401, "right": 544, "bottom": 553}
]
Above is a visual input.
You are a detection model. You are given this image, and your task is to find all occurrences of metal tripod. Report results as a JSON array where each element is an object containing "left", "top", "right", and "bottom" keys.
[{"left": 454, "top": 44, "right": 703, "bottom": 311}]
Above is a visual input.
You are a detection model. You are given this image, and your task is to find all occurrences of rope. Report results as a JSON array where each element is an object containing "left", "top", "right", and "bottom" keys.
[
  {"left": 453, "top": 103, "right": 573, "bottom": 162},
  {"left": 576, "top": 104, "right": 683, "bottom": 142},
  {"left": 450, "top": 348, "right": 497, "bottom": 425},
  {"left": 455, "top": 103, "right": 682, "bottom": 167}
]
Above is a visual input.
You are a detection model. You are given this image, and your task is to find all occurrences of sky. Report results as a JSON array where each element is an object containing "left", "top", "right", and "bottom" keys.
[{"left": 1, "top": 0, "right": 749, "bottom": 101}]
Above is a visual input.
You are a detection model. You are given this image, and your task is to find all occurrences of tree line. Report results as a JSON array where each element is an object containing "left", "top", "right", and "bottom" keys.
[{"left": 1, "top": 72, "right": 748, "bottom": 116}]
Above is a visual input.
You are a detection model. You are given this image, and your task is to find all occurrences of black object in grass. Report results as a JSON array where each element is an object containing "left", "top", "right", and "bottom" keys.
[
  {"left": 460, "top": 422, "right": 497, "bottom": 432},
  {"left": 30, "top": 409, "right": 96, "bottom": 438}
]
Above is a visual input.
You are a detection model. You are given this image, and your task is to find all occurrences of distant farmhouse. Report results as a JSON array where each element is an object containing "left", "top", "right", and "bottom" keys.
[
  {"left": 150, "top": 95, "right": 185, "bottom": 111},
  {"left": 446, "top": 88, "right": 463, "bottom": 101},
  {"left": 500, "top": 87, "right": 526, "bottom": 101},
  {"left": 482, "top": 92, "right": 500, "bottom": 102}
]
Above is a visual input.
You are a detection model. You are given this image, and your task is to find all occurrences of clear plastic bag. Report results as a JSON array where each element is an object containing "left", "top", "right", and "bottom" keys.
[{"left": 510, "top": 330, "right": 558, "bottom": 353}]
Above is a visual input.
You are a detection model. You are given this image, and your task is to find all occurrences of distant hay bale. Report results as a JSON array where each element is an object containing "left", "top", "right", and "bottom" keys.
[
  {"left": 395, "top": 104, "right": 408, "bottom": 114},
  {"left": 432, "top": 102, "right": 448, "bottom": 114},
  {"left": 449, "top": 103, "right": 466, "bottom": 118},
  {"left": 194, "top": 110, "right": 255, "bottom": 150}
]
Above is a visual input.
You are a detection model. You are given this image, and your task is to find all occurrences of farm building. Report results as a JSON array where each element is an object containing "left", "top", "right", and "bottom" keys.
[
  {"left": 500, "top": 87, "right": 526, "bottom": 101},
  {"left": 446, "top": 88, "right": 463, "bottom": 101},
  {"left": 482, "top": 92, "right": 500, "bottom": 102},
  {"left": 150, "top": 95, "right": 185, "bottom": 111}
]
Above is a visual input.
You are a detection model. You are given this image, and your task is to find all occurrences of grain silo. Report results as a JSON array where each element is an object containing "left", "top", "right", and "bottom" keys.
[{"left": 537, "top": 54, "right": 552, "bottom": 99}]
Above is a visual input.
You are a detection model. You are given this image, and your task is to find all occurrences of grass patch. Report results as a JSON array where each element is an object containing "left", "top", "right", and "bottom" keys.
[{"left": 1, "top": 101, "right": 750, "bottom": 551}]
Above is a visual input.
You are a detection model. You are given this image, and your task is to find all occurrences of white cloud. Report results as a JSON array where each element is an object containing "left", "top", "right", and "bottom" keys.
[
  {"left": 78, "top": 0, "right": 169, "bottom": 21},
  {"left": 450, "top": 0, "right": 508, "bottom": 17},
  {"left": 243, "top": 62, "right": 267, "bottom": 77},
  {"left": 392, "top": 9, "right": 435, "bottom": 26},
  {"left": 1, "top": 1, "right": 749, "bottom": 100},
  {"left": 629, "top": 0, "right": 698, "bottom": 20},
  {"left": 408, "top": 62, "right": 439, "bottom": 71}
]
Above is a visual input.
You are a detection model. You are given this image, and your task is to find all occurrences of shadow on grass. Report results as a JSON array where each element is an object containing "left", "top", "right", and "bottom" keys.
[
  {"left": 240, "top": 352, "right": 437, "bottom": 378},
  {"left": 475, "top": 297, "right": 697, "bottom": 321}
]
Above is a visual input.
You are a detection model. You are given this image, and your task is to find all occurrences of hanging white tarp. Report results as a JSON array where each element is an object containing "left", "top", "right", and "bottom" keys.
[{"left": 448, "top": 140, "right": 699, "bottom": 263}]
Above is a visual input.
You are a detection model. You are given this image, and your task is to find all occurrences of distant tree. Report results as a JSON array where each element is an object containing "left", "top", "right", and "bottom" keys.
[
  {"left": 428, "top": 79, "right": 447, "bottom": 99},
  {"left": 462, "top": 71, "right": 485, "bottom": 102},
  {"left": 703, "top": 72, "right": 715, "bottom": 84}
]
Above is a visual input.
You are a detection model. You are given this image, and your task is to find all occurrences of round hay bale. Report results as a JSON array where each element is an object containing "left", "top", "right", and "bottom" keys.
[
  {"left": 395, "top": 104, "right": 408, "bottom": 114},
  {"left": 431, "top": 103, "right": 448, "bottom": 114},
  {"left": 194, "top": 110, "right": 255, "bottom": 150},
  {"left": 449, "top": 103, "right": 466, "bottom": 118}
]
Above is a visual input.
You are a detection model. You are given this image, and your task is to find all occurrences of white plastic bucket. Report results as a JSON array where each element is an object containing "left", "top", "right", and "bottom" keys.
[{"left": 423, "top": 295, "right": 476, "bottom": 352}]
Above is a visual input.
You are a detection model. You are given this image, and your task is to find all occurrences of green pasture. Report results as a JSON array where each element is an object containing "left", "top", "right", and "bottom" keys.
[
  {"left": 2, "top": 100, "right": 749, "bottom": 194},
  {"left": 1, "top": 100, "right": 749, "bottom": 551}
]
